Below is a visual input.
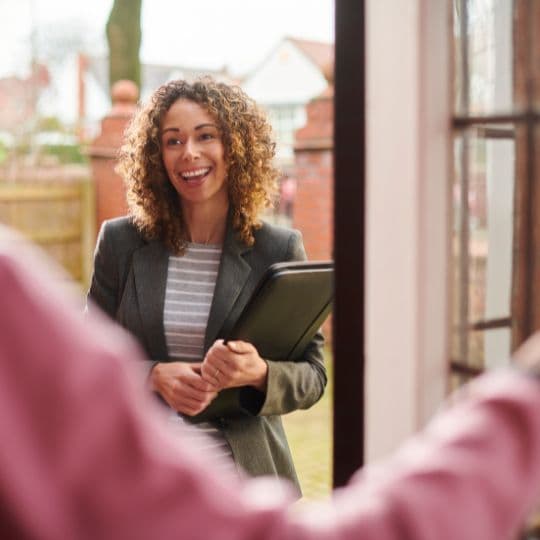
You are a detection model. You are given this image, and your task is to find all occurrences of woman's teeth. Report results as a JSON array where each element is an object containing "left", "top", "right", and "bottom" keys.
[{"left": 181, "top": 167, "right": 210, "bottom": 181}]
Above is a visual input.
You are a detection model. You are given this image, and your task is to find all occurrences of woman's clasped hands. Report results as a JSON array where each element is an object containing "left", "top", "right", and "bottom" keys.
[
  {"left": 149, "top": 340, "right": 268, "bottom": 417},
  {"left": 149, "top": 361, "right": 218, "bottom": 417},
  {"left": 201, "top": 339, "right": 269, "bottom": 393}
]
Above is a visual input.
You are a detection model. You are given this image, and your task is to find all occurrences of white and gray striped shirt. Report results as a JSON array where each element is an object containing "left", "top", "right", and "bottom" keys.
[
  {"left": 164, "top": 243, "right": 221, "bottom": 361},
  {"left": 163, "top": 243, "right": 235, "bottom": 473}
]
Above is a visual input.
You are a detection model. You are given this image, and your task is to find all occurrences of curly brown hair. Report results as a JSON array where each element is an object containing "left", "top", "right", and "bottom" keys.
[{"left": 117, "top": 77, "right": 279, "bottom": 254}]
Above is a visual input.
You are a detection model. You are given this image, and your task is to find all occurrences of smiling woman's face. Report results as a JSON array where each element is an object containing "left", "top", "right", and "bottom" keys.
[{"left": 160, "top": 98, "right": 228, "bottom": 212}]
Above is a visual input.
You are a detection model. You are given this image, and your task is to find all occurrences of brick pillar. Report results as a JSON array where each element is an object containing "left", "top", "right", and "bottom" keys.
[
  {"left": 88, "top": 80, "right": 138, "bottom": 235},
  {"left": 293, "top": 86, "right": 334, "bottom": 261}
]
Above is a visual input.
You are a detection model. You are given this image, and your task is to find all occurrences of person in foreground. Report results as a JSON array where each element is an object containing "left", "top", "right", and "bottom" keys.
[
  {"left": 87, "top": 78, "right": 326, "bottom": 491},
  {"left": 2, "top": 233, "right": 540, "bottom": 540}
]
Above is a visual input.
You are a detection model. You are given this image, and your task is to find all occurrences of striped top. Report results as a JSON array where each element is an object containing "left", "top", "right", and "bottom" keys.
[
  {"left": 164, "top": 243, "right": 221, "bottom": 361},
  {"left": 163, "top": 243, "right": 236, "bottom": 474}
]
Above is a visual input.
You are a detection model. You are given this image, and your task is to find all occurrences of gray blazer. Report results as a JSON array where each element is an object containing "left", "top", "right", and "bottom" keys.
[{"left": 88, "top": 215, "right": 327, "bottom": 494}]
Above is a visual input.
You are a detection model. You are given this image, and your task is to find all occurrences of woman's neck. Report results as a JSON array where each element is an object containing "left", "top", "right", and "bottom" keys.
[{"left": 182, "top": 200, "right": 229, "bottom": 245}]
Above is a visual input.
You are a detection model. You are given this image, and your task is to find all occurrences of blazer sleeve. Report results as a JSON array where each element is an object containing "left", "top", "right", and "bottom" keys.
[
  {"left": 87, "top": 220, "right": 120, "bottom": 319},
  {"left": 240, "top": 230, "right": 327, "bottom": 417}
]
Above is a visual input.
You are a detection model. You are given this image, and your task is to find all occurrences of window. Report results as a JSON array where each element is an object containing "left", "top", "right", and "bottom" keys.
[
  {"left": 266, "top": 104, "right": 307, "bottom": 164},
  {"left": 450, "top": 0, "right": 538, "bottom": 385}
]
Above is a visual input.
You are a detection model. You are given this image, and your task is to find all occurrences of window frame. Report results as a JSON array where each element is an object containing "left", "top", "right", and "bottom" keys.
[{"left": 450, "top": 0, "right": 539, "bottom": 380}]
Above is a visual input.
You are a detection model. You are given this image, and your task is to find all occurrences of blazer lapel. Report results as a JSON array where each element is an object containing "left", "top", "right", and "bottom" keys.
[
  {"left": 205, "top": 223, "right": 252, "bottom": 350},
  {"left": 132, "top": 240, "right": 170, "bottom": 360}
]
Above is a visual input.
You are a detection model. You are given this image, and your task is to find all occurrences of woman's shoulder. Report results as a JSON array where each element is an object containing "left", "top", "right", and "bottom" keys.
[
  {"left": 96, "top": 216, "right": 148, "bottom": 260},
  {"left": 253, "top": 220, "right": 302, "bottom": 245},
  {"left": 249, "top": 220, "right": 305, "bottom": 262},
  {"left": 99, "top": 216, "right": 144, "bottom": 243}
]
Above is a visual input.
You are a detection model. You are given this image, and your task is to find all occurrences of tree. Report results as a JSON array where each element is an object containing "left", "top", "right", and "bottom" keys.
[{"left": 106, "top": 0, "right": 142, "bottom": 90}]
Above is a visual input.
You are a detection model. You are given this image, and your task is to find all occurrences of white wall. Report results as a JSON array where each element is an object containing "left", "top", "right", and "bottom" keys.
[{"left": 365, "top": 0, "right": 451, "bottom": 461}]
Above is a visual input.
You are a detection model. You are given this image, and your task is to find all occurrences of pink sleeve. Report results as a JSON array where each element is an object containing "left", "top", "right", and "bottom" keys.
[
  {"left": 1, "top": 241, "right": 540, "bottom": 540},
  {"left": 287, "top": 372, "right": 540, "bottom": 540}
]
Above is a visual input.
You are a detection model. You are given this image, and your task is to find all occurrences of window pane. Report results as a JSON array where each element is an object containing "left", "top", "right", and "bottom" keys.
[
  {"left": 469, "top": 131, "right": 515, "bottom": 322},
  {"left": 451, "top": 135, "right": 467, "bottom": 363},
  {"left": 265, "top": 104, "right": 307, "bottom": 165},
  {"left": 469, "top": 328, "right": 511, "bottom": 369},
  {"left": 454, "top": 0, "right": 515, "bottom": 115},
  {"left": 452, "top": 126, "right": 515, "bottom": 367}
]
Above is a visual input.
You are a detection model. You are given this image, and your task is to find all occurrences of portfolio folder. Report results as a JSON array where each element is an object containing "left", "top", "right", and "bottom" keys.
[{"left": 189, "top": 260, "right": 334, "bottom": 422}]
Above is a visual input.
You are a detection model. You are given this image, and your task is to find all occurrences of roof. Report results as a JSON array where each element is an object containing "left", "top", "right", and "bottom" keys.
[
  {"left": 287, "top": 37, "right": 334, "bottom": 81},
  {"left": 84, "top": 56, "right": 236, "bottom": 101}
]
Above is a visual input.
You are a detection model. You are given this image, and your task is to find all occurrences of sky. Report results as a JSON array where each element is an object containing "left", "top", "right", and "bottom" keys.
[{"left": 0, "top": 0, "right": 335, "bottom": 78}]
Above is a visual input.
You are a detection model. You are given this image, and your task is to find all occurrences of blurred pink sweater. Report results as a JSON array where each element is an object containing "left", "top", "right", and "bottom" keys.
[{"left": 1, "top": 239, "right": 540, "bottom": 540}]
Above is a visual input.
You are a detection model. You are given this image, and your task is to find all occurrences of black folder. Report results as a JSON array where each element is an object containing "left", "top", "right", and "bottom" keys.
[{"left": 189, "top": 260, "right": 333, "bottom": 422}]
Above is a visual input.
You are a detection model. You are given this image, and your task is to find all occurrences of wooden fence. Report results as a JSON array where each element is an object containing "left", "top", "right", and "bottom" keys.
[{"left": 0, "top": 179, "right": 95, "bottom": 290}]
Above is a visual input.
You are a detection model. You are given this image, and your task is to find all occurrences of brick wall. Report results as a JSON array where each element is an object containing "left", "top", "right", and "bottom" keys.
[
  {"left": 293, "top": 86, "right": 334, "bottom": 262},
  {"left": 293, "top": 149, "right": 334, "bottom": 260}
]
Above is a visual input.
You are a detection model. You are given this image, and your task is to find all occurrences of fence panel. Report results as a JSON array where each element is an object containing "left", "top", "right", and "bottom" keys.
[{"left": 0, "top": 179, "right": 95, "bottom": 289}]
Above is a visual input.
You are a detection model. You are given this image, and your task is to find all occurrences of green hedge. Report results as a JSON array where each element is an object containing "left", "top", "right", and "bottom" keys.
[
  {"left": 0, "top": 142, "right": 87, "bottom": 165},
  {"left": 42, "top": 144, "right": 87, "bottom": 164}
]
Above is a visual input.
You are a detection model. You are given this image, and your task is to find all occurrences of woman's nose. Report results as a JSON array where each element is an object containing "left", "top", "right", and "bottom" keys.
[{"left": 182, "top": 137, "right": 199, "bottom": 160}]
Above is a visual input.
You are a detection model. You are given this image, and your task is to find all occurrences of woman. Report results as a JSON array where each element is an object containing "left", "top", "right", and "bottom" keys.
[{"left": 88, "top": 78, "right": 327, "bottom": 495}]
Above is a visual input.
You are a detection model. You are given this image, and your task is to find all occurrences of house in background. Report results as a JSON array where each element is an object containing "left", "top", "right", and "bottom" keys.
[
  {"left": 241, "top": 37, "right": 333, "bottom": 169},
  {"left": 0, "top": 36, "right": 333, "bottom": 160},
  {"left": 80, "top": 36, "right": 333, "bottom": 161},
  {"left": 0, "top": 64, "right": 50, "bottom": 139},
  {"left": 77, "top": 54, "right": 236, "bottom": 140}
]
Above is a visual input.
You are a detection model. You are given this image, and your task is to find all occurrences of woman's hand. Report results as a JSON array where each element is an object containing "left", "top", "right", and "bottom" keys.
[
  {"left": 149, "top": 361, "right": 218, "bottom": 416},
  {"left": 201, "top": 340, "right": 268, "bottom": 392}
]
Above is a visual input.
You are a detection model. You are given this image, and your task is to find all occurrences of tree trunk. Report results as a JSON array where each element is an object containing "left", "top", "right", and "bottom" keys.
[{"left": 106, "top": 0, "right": 142, "bottom": 90}]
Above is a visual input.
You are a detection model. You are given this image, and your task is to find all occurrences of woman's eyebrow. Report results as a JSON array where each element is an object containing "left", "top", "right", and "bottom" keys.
[
  {"left": 194, "top": 123, "right": 218, "bottom": 130},
  {"left": 161, "top": 123, "right": 218, "bottom": 136},
  {"left": 161, "top": 127, "right": 180, "bottom": 135}
]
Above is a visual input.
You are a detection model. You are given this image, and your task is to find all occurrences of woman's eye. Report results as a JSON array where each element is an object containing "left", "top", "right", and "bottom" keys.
[
  {"left": 165, "top": 137, "right": 181, "bottom": 146},
  {"left": 200, "top": 132, "right": 215, "bottom": 141}
]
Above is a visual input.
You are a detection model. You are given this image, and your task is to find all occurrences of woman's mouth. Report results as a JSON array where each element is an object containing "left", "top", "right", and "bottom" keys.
[{"left": 179, "top": 167, "right": 211, "bottom": 183}]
